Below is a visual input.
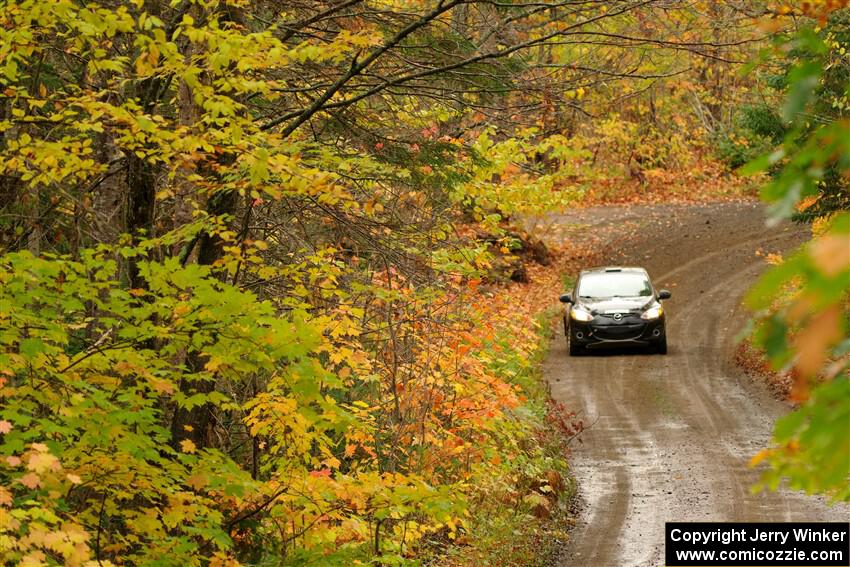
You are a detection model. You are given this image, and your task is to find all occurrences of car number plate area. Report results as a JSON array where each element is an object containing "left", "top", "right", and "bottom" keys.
[{"left": 591, "top": 323, "right": 645, "bottom": 340}]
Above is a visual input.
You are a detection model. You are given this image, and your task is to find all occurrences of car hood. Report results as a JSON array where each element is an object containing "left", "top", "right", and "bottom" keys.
[{"left": 576, "top": 297, "right": 655, "bottom": 315}]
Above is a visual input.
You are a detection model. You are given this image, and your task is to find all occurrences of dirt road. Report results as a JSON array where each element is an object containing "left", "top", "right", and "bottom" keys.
[{"left": 540, "top": 201, "right": 849, "bottom": 567}]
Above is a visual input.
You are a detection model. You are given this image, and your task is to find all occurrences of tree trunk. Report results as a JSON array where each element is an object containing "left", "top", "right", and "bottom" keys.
[
  {"left": 125, "top": 153, "right": 157, "bottom": 288},
  {"left": 170, "top": 188, "right": 239, "bottom": 449}
]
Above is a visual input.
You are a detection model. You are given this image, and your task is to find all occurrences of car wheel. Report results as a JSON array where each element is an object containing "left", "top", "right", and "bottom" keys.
[{"left": 655, "top": 335, "right": 667, "bottom": 355}]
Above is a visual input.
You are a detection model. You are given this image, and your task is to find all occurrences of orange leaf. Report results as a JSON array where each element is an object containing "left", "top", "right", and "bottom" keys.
[
  {"left": 19, "top": 472, "right": 40, "bottom": 489},
  {"left": 187, "top": 473, "right": 208, "bottom": 490},
  {"left": 810, "top": 235, "right": 850, "bottom": 277},
  {"left": 794, "top": 306, "right": 842, "bottom": 380},
  {"left": 749, "top": 448, "right": 772, "bottom": 468},
  {"left": 148, "top": 377, "right": 174, "bottom": 394}
]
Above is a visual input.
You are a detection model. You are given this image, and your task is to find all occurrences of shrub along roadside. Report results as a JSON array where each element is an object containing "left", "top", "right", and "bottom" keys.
[
  {"left": 432, "top": 307, "right": 581, "bottom": 566},
  {"left": 0, "top": 238, "right": 581, "bottom": 566}
]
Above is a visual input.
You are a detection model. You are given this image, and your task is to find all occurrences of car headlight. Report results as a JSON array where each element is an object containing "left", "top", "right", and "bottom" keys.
[
  {"left": 570, "top": 307, "right": 593, "bottom": 322},
  {"left": 641, "top": 305, "right": 664, "bottom": 320}
]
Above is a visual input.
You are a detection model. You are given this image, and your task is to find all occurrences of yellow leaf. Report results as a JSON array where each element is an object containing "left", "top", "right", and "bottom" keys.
[
  {"left": 180, "top": 439, "right": 197, "bottom": 454},
  {"left": 27, "top": 451, "right": 59, "bottom": 474}
]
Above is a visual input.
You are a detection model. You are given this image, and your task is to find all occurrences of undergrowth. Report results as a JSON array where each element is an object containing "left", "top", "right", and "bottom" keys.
[{"left": 432, "top": 309, "right": 581, "bottom": 566}]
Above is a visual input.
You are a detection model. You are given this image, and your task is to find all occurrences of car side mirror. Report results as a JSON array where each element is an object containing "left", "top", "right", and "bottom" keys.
[
  {"left": 559, "top": 293, "right": 573, "bottom": 304},
  {"left": 658, "top": 289, "right": 671, "bottom": 300}
]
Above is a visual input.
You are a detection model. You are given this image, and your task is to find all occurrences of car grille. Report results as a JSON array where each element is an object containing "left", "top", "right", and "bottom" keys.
[{"left": 591, "top": 313, "right": 645, "bottom": 340}]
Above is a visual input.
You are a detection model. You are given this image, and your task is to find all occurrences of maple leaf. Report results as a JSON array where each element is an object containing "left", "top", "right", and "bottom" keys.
[
  {"left": 810, "top": 235, "right": 850, "bottom": 277},
  {"left": 0, "top": 420, "right": 11, "bottom": 434},
  {"left": 27, "top": 451, "right": 60, "bottom": 474},
  {"left": 0, "top": 487, "right": 11, "bottom": 506},
  {"left": 186, "top": 473, "right": 208, "bottom": 490},
  {"left": 180, "top": 439, "right": 197, "bottom": 454},
  {"left": 148, "top": 377, "right": 174, "bottom": 394},
  {"left": 19, "top": 472, "right": 40, "bottom": 489},
  {"left": 794, "top": 306, "right": 842, "bottom": 382}
]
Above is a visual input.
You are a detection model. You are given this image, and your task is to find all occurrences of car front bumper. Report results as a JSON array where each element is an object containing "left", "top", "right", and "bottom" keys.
[{"left": 570, "top": 315, "right": 665, "bottom": 349}]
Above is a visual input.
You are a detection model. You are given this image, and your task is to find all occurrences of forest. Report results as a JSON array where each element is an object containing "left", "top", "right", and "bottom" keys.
[{"left": 0, "top": 0, "right": 848, "bottom": 565}]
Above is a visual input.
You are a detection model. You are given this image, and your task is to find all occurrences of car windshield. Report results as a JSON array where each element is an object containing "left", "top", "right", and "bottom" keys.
[{"left": 578, "top": 273, "right": 652, "bottom": 299}]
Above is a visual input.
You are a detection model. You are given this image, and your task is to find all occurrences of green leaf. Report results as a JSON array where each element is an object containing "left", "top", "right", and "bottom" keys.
[{"left": 783, "top": 62, "right": 821, "bottom": 123}]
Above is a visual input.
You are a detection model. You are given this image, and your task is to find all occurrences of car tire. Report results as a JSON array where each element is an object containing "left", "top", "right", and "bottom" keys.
[{"left": 655, "top": 335, "right": 668, "bottom": 355}]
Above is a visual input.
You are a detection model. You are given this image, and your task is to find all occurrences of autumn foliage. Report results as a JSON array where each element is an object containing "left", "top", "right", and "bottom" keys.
[
  {"left": 0, "top": 0, "right": 846, "bottom": 564},
  {"left": 0, "top": 239, "right": 582, "bottom": 564}
]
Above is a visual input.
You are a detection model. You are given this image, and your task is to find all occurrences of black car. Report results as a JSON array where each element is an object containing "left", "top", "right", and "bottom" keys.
[{"left": 559, "top": 266, "right": 670, "bottom": 355}]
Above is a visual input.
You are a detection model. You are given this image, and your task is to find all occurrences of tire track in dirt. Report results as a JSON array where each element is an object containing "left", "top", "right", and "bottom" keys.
[{"left": 542, "top": 202, "right": 849, "bottom": 567}]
